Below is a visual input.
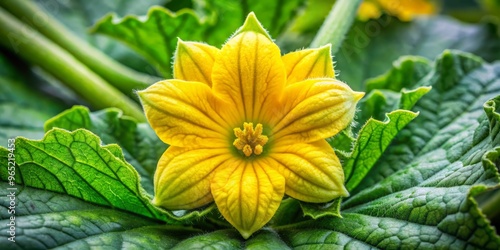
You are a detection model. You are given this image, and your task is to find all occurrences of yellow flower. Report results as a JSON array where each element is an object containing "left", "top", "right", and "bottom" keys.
[
  {"left": 358, "top": 0, "right": 437, "bottom": 21},
  {"left": 138, "top": 13, "right": 364, "bottom": 239}
]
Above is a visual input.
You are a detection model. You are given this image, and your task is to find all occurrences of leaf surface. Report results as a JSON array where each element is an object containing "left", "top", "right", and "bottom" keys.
[
  {"left": 274, "top": 51, "right": 500, "bottom": 249},
  {"left": 0, "top": 129, "right": 165, "bottom": 221},
  {"left": 44, "top": 106, "right": 166, "bottom": 194},
  {"left": 91, "top": 1, "right": 305, "bottom": 76},
  {"left": 0, "top": 183, "right": 191, "bottom": 249}
]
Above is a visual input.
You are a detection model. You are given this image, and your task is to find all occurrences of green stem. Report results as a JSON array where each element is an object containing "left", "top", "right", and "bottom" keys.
[
  {"left": 0, "top": 7, "right": 146, "bottom": 122},
  {"left": 0, "top": 0, "right": 161, "bottom": 95},
  {"left": 310, "top": 0, "right": 362, "bottom": 54}
]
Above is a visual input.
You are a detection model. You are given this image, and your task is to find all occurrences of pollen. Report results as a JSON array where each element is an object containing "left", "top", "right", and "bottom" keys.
[{"left": 233, "top": 122, "right": 268, "bottom": 157}]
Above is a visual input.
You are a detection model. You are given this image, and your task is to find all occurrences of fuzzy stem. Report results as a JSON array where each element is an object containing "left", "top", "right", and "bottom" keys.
[
  {"left": 0, "top": 0, "right": 160, "bottom": 95},
  {"left": 310, "top": 0, "right": 362, "bottom": 54},
  {"left": 0, "top": 7, "right": 146, "bottom": 122}
]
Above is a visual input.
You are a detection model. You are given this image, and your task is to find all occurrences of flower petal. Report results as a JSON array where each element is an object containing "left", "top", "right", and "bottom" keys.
[
  {"left": 211, "top": 13, "right": 286, "bottom": 123},
  {"left": 173, "top": 40, "right": 219, "bottom": 86},
  {"left": 138, "top": 80, "right": 232, "bottom": 148},
  {"left": 270, "top": 78, "right": 364, "bottom": 144},
  {"left": 211, "top": 158, "right": 285, "bottom": 239},
  {"left": 269, "top": 140, "right": 348, "bottom": 202},
  {"left": 153, "top": 146, "right": 232, "bottom": 210},
  {"left": 358, "top": 1, "right": 382, "bottom": 21},
  {"left": 379, "top": 0, "right": 437, "bottom": 21},
  {"left": 282, "top": 45, "right": 335, "bottom": 85}
]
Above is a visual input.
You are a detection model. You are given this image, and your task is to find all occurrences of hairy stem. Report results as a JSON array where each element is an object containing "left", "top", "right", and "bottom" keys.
[
  {"left": 310, "top": 0, "right": 362, "bottom": 54},
  {"left": 0, "top": 0, "right": 160, "bottom": 95},
  {"left": 0, "top": 7, "right": 145, "bottom": 122}
]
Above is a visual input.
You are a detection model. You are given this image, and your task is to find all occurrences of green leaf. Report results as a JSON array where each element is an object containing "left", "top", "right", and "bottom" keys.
[
  {"left": 270, "top": 198, "right": 304, "bottom": 227},
  {"left": 355, "top": 57, "right": 432, "bottom": 126},
  {"left": 365, "top": 56, "right": 433, "bottom": 93},
  {"left": 336, "top": 51, "right": 500, "bottom": 248},
  {"left": 2, "top": 57, "right": 500, "bottom": 248},
  {"left": 0, "top": 128, "right": 166, "bottom": 221},
  {"left": 353, "top": 84, "right": 431, "bottom": 137},
  {"left": 91, "top": 1, "right": 305, "bottom": 76},
  {"left": 276, "top": 51, "right": 500, "bottom": 248},
  {"left": 244, "top": 230, "right": 291, "bottom": 250},
  {"left": 485, "top": 97, "right": 500, "bottom": 139},
  {"left": 197, "top": 0, "right": 306, "bottom": 39},
  {"left": 329, "top": 57, "right": 433, "bottom": 193},
  {"left": 299, "top": 198, "right": 342, "bottom": 220},
  {"left": 91, "top": 7, "right": 208, "bottom": 77},
  {"left": 44, "top": 106, "right": 166, "bottom": 194},
  {"left": 328, "top": 87, "right": 431, "bottom": 168},
  {"left": 353, "top": 50, "right": 489, "bottom": 192},
  {"left": 42, "top": 106, "right": 215, "bottom": 222},
  {"left": 276, "top": 109, "right": 500, "bottom": 248},
  {"left": 335, "top": 17, "right": 500, "bottom": 90},
  {"left": 171, "top": 229, "right": 291, "bottom": 250},
  {"left": 0, "top": 183, "right": 195, "bottom": 249},
  {"left": 325, "top": 94, "right": 427, "bottom": 217},
  {"left": 327, "top": 129, "right": 355, "bottom": 155},
  {"left": 171, "top": 230, "right": 243, "bottom": 249},
  {"left": 344, "top": 110, "right": 420, "bottom": 191}
]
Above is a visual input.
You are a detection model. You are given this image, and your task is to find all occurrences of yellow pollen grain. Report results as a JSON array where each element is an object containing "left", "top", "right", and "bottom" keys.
[{"left": 233, "top": 122, "right": 268, "bottom": 157}]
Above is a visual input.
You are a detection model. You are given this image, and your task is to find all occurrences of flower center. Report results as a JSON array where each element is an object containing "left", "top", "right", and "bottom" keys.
[{"left": 233, "top": 122, "right": 268, "bottom": 157}]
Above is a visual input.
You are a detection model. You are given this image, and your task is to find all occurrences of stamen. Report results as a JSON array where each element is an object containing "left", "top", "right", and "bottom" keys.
[
  {"left": 243, "top": 145, "right": 253, "bottom": 157},
  {"left": 233, "top": 138, "right": 246, "bottom": 150},
  {"left": 233, "top": 122, "right": 268, "bottom": 157},
  {"left": 254, "top": 145, "right": 263, "bottom": 155}
]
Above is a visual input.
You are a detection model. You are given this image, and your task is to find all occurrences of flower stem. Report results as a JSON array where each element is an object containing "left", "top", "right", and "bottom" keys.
[
  {"left": 0, "top": 0, "right": 161, "bottom": 95},
  {"left": 0, "top": 7, "right": 146, "bottom": 122},
  {"left": 310, "top": 0, "right": 362, "bottom": 54}
]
